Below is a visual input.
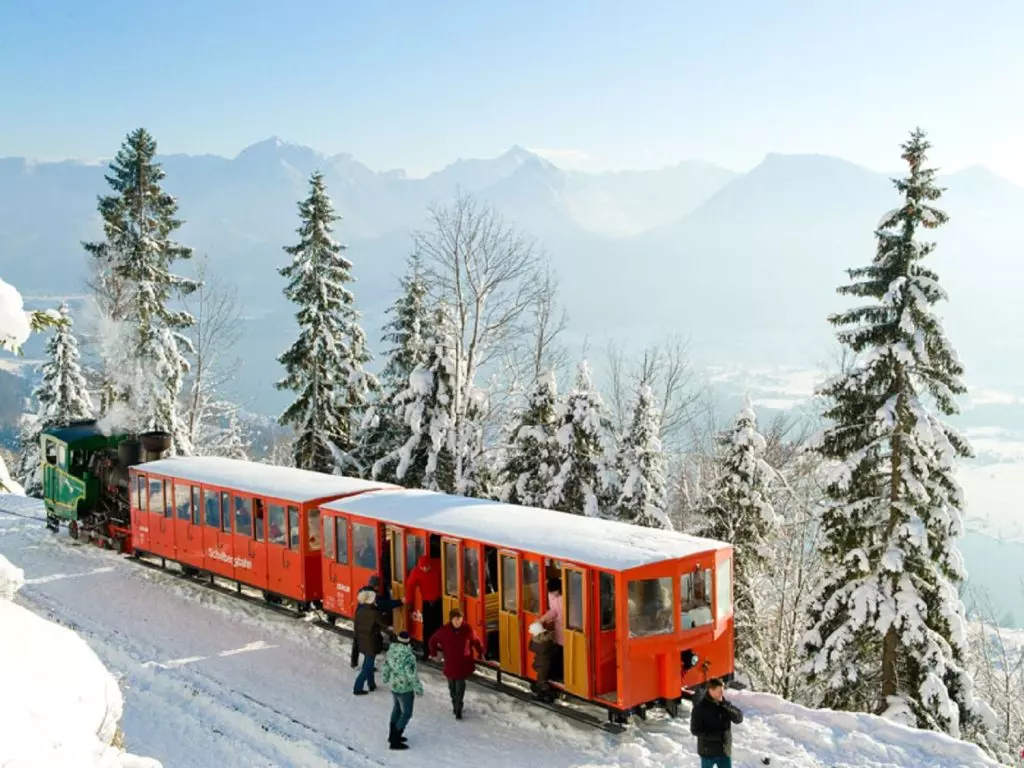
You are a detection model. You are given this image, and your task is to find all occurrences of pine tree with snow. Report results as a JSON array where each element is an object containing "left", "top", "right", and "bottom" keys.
[
  {"left": 613, "top": 383, "right": 670, "bottom": 528},
  {"left": 699, "top": 397, "right": 778, "bottom": 677},
  {"left": 373, "top": 304, "right": 459, "bottom": 492},
  {"left": 276, "top": 171, "right": 377, "bottom": 473},
  {"left": 801, "top": 129, "right": 994, "bottom": 745},
  {"left": 16, "top": 303, "right": 94, "bottom": 496},
  {"left": 209, "top": 404, "right": 250, "bottom": 461},
  {"left": 546, "top": 361, "right": 616, "bottom": 517},
  {"left": 83, "top": 128, "right": 197, "bottom": 453},
  {"left": 498, "top": 372, "right": 564, "bottom": 508}
]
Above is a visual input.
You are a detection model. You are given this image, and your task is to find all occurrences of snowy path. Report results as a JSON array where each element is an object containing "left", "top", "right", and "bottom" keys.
[{"left": 0, "top": 496, "right": 1004, "bottom": 768}]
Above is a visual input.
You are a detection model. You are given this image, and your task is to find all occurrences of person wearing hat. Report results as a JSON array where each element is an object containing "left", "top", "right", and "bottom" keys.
[
  {"left": 528, "top": 621, "right": 555, "bottom": 703},
  {"left": 353, "top": 585, "right": 391, "bottom": 695},
  {"left": 350, "top": 575, "right": 403, "bottom": 669},
  {"left": 381, "top": 631, "right": 424, "bottom": 750},
  {"left": 427, "top": 607, "right": 484, "bottom": 719}
]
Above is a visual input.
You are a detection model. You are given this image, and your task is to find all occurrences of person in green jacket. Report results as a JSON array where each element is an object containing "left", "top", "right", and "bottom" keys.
[{"left": 381, "top": 631, "right": 424, "bottom": 750}]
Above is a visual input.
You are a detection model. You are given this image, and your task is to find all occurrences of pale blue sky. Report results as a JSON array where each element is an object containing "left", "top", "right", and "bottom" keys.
[{"left": 2, "top": 0, "right": 1022, "bottom": 181}]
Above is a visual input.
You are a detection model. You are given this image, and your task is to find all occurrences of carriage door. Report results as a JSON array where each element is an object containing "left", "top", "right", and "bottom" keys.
[
  {"left": 266, "top": 502, "right": 291, "bottom": 599},
  {"left": 441, "top": 538, "right": 462, "bottom": 622},
  {"left": 230, "top": 493, "right": 260, "bottom": 585},
  {"left": 461, "top": 544, "right": 483, "bottom": 646},
  {"left": 147, "top": 476, "right": 170, "bottom": 557},
  {"left": 173, "top": 482, "right": 201, "bottom": 568},
  {"left": 498, "top": 551, "right": 523, "bottom": 675},
  {"left": 386, "top": 527, "right": 407, "bottom": 634},
  {"left": 322, "top": 513, "right": 350, "bottom": 615},
  {"left": 350, "top": 519, "right": 380, "bottom": 595},
  {"left": 562, "top": 565, "right": 591, "bottom": 698},
  {"left": 521, "top": 556, "right": 543, "bottom": 681},
  {"left": 404, "top": 534, "right": 426, "bottom": 641}
]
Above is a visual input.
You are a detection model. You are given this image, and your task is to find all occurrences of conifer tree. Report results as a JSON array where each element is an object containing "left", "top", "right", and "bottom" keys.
[
  {"left": 373, "top": 304, "right": 459, "bottom": 492},
  {"left": 17, "top": 303, "right": 94, "bottom": 496},
  {"left": 546, "top": 361, "right": 616, "bottom": 516},
  {"left": 276, "top": 171, "right": 375, "bottom": 473},
  {"left": 498, "top": 371, "right": 563, "bottom": 508},
  {"left": 84, "top": 128, "right": 197, "bottom": 453},
  {"left": 613, "top": 383, "right": 670, "bottom": 528},
  {"left": 801, "top": 129, "right": 993, "bottom": 744}
]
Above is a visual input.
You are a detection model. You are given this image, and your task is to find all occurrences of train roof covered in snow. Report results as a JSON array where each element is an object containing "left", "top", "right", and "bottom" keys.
[
  {"left": 324, "top": 488, "right": 730, "bottom": 571},
  {"left": 133, "top": 456, "right": 395, "bottom": 504}
]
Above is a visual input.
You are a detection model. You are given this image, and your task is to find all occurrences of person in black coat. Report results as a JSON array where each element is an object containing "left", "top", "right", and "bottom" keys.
[
  {"left": 689, "top": 678, "right": 743, "bottom": 768},
  {"left": 350, "top": 575, "right": 403, "bottom": 668},
  {"left": 353, "top": 587, "right": 391, "bottom": 694}
]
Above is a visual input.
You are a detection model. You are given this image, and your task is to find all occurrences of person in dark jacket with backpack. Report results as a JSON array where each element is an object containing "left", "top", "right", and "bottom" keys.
[
  {"left": 427, "top": 608, "right": 484, "bottom": 719},
  {"left": 689, "top": 678, "right": 743, "bottom": 768},
  {"left": 350, "top": 575, "right": 403, "bottom": 668},
  {"left": 353, "top": 587, "right": 391, "bottom": 694}
]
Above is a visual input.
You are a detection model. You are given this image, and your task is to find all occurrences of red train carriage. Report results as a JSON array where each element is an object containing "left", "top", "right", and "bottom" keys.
[
  {"left": 319, "top": 488, "right": 734, "bottom": 719},
  {"left": 129, "top": 457, "right": 393, "bottom": 605}
]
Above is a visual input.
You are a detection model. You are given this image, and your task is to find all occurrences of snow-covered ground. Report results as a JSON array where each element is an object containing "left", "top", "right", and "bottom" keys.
[{"left": 0, "top": 494, "right": 1006, "bottom": 767}]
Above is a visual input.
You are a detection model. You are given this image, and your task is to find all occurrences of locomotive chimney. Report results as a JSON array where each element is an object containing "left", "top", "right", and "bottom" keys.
[
  {"left": 117, "top": 438, "right": 141, "bottom": 467},
  {"left": 139, "top": 431, "right": 172, "bottom": 462}
]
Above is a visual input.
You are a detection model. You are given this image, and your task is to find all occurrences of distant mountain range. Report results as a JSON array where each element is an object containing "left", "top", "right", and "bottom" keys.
[{"left": 1, "top": 138, "right": 1021, "bottom": 415}]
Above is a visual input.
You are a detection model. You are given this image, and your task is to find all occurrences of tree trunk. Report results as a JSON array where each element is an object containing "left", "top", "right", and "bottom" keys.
[{"left": 882, "top": 367, "right": 905, "bottom": 706}]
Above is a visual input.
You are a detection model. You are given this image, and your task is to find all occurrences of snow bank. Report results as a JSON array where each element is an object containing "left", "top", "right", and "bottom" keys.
[{"left": 0, "top": 553, "right": 162, "bottom": 768}]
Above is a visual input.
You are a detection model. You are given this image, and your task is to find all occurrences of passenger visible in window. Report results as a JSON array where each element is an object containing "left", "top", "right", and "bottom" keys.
[
  {"left": 538, "top": 577, "right": 564, "bottom": 682},
  {"left": 406, "top": 549, "right": 443, "bottom": 654},
  {"left": 356, "top": 538, "right": 376, "bottom": 570},
  {"left": 528, "top": 621, "right": 556, "bottom": 703}
]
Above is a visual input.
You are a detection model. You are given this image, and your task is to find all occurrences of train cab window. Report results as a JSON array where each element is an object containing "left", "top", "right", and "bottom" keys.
[
  {"left": 324, "top": 516, "right": 336, "bottom": 560},
  {"left": 288, "top": 506, "right": 300, "bottom": 550},
  {"left": 566, "top": 569, "right": 584, "bottom": 631},
  {"left": 205, "top": 489, "right": 220, "bottom": 528},
  {"left": 405, "top": 535, "right": 425, "bottom": 576},
  {"left": 308, "top": 509, "right": 322, "bottom": 551},
  {"left": 268, "top": 504, "right": 286, "bottom": 545},
  {"left": 463, "top": 547, "right": 480, "bottom": 598},
  {"left": 681, "top": 567, "right": 714, "bottom": 629},
  {"left": 352, "top": 523, "right": 376, "bottom": 568},
  {"left": 234, "top": 496, "right": 253, "bottom": 537},
  {"left": 336, "top": 519, "right": 349, "bottom": 565},
  {"left": 190, "top": 487, "right": 201, "bottom": 525},
  {"left": 521, "top": 560, "right": 540, "bottom": 613},
  {"left": 254, "top": 499, "right": 265, "bottom": 542},
  {"left": 147, "top": 478, "right": 163, "bottom": 515},
  {"left": 44, "top": 440, "right": 58, "bottom": 465},
  {"left": 69, "top": 450, "right": 85, "bottom": 475},
  {"left": 175, "top": 484, "right": 191, "bottom": 521},
  {"left": 219, "top": 492, "right": 231, "bottom": 533},
  {"left": 501, "top": 556, "right": 517, "bottom": 612},
  {"left": 714, "top": 557, "right": 733, "bottom": 623},
  {"left": 133, "top": 475, "right": 145, "bottom": 510},
  {"left": 599, "top": 572, "right": 616, "bottom": 631},
  {"left": 627, "top": 577, "right": 674, "bottom": 637},
  {"left": 444, "top": 541, "right": 459, "bottom": 597},
  {"left": 57, "top": 443, "right": 67, "bottom": 469}
]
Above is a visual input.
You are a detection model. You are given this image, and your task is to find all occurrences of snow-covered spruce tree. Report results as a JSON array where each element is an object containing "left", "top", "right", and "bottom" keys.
[
  {"left": 498, "top": 371, "right": 563, "bottom": 508},
  {"left": 208, "top": 404, "right": 250, "bottom": 461},
  {"left": 546, "top": 361, "right": 616, "bottom": 517},
  {"left": 373, "top": 304, "right": 459, "bottom": 492},
  {"left": 16, "top": 303, "right": 94, "bottom": 496},
  {"left": 83, "top": 128, "right": 197, "bottom": 453},
  {"left": 699, "top": 397, "right": 778, "bottom": 682},
  {"left": 613, "top": 383, "right": 670, "bottom": 528},
  {"left": 276, "top": 171, "right": 377, "bottom": 473},
  {"left": 800, "top": 129, "right": 995, "bottom": 745},
  {"left": 362, "top": 254, "right": 432, "bottom": 481}
]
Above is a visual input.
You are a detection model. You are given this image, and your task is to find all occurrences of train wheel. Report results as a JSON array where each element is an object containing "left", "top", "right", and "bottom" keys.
[{"left": 69, "top": 521, "right": 79, "bottom": 540}]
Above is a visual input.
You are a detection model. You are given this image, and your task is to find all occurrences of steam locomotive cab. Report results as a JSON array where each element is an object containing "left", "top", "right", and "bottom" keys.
[{"left": 40, "top": 420, "right": 171, "bottom": 552}]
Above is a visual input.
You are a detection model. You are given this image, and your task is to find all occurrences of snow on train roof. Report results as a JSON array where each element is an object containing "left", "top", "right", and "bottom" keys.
[
  {"left": 324, "top": 489, "right": 729, "bottom": 571},
  {"left": 134, "top": 457, "right": 394, "bottom": 503}
]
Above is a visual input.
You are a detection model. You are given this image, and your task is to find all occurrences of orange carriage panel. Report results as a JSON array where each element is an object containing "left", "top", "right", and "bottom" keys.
[
  {"left": 266, "top": 502, "right": 305, "bottom": 600},
  {"left": 320, "top": 509, "right": 352, "bottom": 615},
  {"left": 129, "top": 472, "right": 150, "bottom": 552},
  {"left": 593, "top": 570, "right": 618, "bottom": 700},
  {"left": 171, "top": 482, "right": 203, "bottom": 569},
  {"left": 227, "top": 491, "right": 266, "bottom": 590},
  {"left": 146, "top": 474, "right": 174, "bottom": 558},
  {"left": 202, "top": 489, "right": 236, "bottom": 580}
]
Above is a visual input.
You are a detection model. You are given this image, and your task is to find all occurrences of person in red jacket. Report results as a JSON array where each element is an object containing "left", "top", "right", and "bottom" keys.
[
  {"left": 405, "top": 551, "right": 443, "bottom": 652},
  {"left": 427, "top": 608, "right": 484, "bottom": 719}
]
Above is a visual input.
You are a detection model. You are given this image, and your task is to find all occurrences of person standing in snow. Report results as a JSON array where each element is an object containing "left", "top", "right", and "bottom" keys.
[
  {"left": 427, "top": 607, "right": 484, "bottom": 719},
  {"left": 689, "top": 678, "right": 743, "bottom": 768},
  {"left": 405, "top": 549, "right": 443, "bottom": 653},
  {"left": 353, "top": 587, "right": 390, "bottom": 695},
  {"left": 381, "top": 631, "right": 424, "bottom": 750},
  {"left": 350, "top": 576, "right": 403, "bottom": 669},
  {"left": 538, "top": 577, "right": 564, "bottom": 681}
]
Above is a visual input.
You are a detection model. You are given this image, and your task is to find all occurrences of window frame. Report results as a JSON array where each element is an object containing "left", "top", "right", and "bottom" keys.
[
  {"left": 336, "top": 517, "right": 349, "bottom": 565},
  {"left": 233, "top": 495, "right": 253, "bottom": 538},
  {"left": 565, "top": 568, "right": 585, "bottom": 632},
  {"left": 627, "top": 576, "right": 675, "bottom": 638},
  {"left": 599, "top": 571, "right": 616, "bottom": 631},
  {"left": 351, "top": 522, "right": 376, "bottom": 569},
  {"left": 190, "top": 486, "right": 201, "bottom": 525},
  {"left": 175, "top": 483, "right": 191, "bottom": 522},
  {"left": 268, "top": 503, "right": 286, "bottom": 546},
  {"left": 463, "top": 546, "right": 480, "bottom": 598},
  {"left": 288, "top": 506, "right": 300, "bottom": 550},
  {"left": 444, "top": 541, "right": 459, "bottom": 598},
  {"left": 220, "top": 491, "right": 232, "bottom": 533},
  {"left": 204, "top": 489, "right": 220, "bottom": 529},
  {"left": 147, "top": 478, "right": 163, "bottom": 516},
  {"left": 521, "top": 559, "right": 540, "bottom": 614},
  {"left": 324, "top": 515, "right": 336, "bottom": 561}
]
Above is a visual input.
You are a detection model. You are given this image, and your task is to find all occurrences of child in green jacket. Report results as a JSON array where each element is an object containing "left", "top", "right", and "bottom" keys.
[{"left": 381, "top": 631, "right": 424, "bottom": 750}]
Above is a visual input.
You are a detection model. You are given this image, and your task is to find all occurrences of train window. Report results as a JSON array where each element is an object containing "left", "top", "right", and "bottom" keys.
[
  {"left": 714, "top": 557, "right": 733, "bottom": 623},
  {"left": 681, "top": 567, "right": 713, "bottom": 629},
  {"left": 254, "top": 500, "right": 265, "bottom": 542},
  {"left": 288, "top": 506, "right": 300, "bottom": 550},
  {"left": 147, "top": 478, "right": 163, "bottom": 515},
  {"left": 444, "top": 541, "right": 459, "bottom": 597},
  {"left": 352, "top": 523, "right": 375, "bottom": 568},
  {"left": 566, "top": 569, "right": 584, "bottom": 631},
  {"left": 308, "top": 509, "right": 322, "bottom": 551},
  {"left": 405, "top": 535, "right": 425, "bottom": 576},
  {"left": 627, "top": 577, "right": 673, "bottom": 637},
  {"left": 44, "top": 440, "right": 58, "bottom": 465},
  {"left": 521, "top": 560, "right": 540, "bottom": 613},
  {"left": 463, "top": 547, "right": 479, "bottom": 598},
  {"left": 599, "top": 572, "right": 616, "bottom": 631},
  {"left": 268, "top": 504, "right": 286, "bottom": 545},
  {"left": 190, "top": 487, "right": 201, "bottom": 525},
  {"left": 175, "top": 484, "right": 190, "bottom": 521},
  {"left": 501, "top": 556, "right": 517, "bottom": 613},
  {"left": 336, "top": 518, "right": 349, "bottom": 565},
  {"left": 220, "top": 492, "right": 231, "bottom": 533},
  {"left": 390, "top": 530, "right": 402, "bottom": 581},
  {"left": 133, "top": 475, "right": 145, "bottom": 510},
  {"left": 324, "top": 516, "right": 336, "bottom": 560},
  {"left": 57, "top": 443, "right": 67, "bottom": 468},
  {"left": 205, "top": 489, "right": 220, "bottom": 528},
  {"left": 234, "top": 496, "right": 253, "bottom": 537}
]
